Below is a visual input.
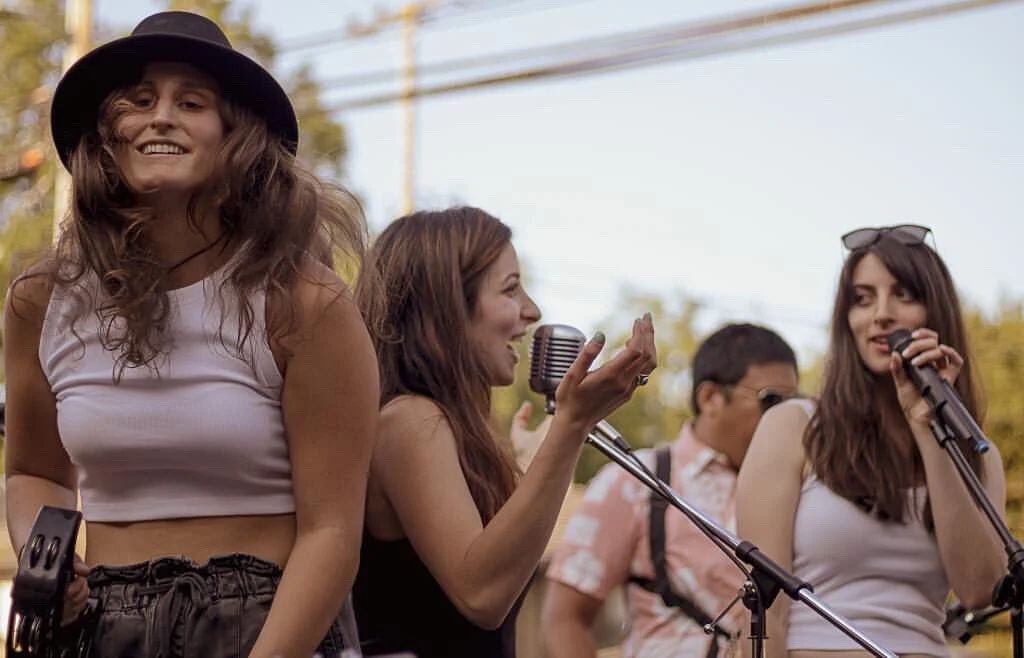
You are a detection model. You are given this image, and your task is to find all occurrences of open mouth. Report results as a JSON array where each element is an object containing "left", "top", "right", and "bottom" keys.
[
  {"left": 138, "top": 142, "right": 188, "bottom": 156},
  {"left": 506, "top": 335, "right": 526, "bottom": 362},
  {"left": 869, "top": 335, "right": 892, "bottom": 352}
]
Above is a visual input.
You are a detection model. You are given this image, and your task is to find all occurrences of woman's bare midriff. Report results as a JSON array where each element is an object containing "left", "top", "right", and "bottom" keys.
[{"left": 84, "top": 513, "right": 297, "bottom": 568}]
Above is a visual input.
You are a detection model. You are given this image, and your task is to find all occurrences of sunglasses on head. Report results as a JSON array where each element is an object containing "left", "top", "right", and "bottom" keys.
[{"left": 841, "top": 224, "right": 931, "bottom": 250}]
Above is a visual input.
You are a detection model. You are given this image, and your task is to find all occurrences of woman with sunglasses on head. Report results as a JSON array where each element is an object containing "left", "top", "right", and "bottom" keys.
[
  {"left": 736, "top": 225, "right": 1006, "bottom": 658},
  {"left": 351, "top": 207, "right": 658, "bottom": 658},
  {"left": 4, "top": 11, "right": 377, "bottom": 658}
]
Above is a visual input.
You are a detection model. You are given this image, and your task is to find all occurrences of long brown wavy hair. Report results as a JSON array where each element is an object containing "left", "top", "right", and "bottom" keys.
[
  {"left": 356, "top": 207, "right": 520, "bottom": 522},
  {"left": 806, "top": 234, "right": 983, "bottom": 524},
  {"left": 15, "top": 70, "right": 366, "bottom": 377}
]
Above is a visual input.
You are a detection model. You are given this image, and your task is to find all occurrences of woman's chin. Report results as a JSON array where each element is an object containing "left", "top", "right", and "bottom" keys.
[
  {"left": 494, "top": 373, "right": 515, "bottom": 388},
  {"left": 865, "top": 359, "right": 893, "bottom": 377}
]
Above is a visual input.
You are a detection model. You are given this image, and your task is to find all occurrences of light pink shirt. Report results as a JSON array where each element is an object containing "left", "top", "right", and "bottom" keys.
[{"left": 547, "top": 423, "right": 745, "bottom": 657}]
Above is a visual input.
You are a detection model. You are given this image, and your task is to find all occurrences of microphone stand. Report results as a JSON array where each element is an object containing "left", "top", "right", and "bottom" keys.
[
  {"left": 926, "top": 418, "right": 1024, "bottom": 658},
  {"left": 944, "top": 598, "right": 1010, "bottom": 645},
  {"left": 584, "top": 428, "right": 897, "bottom": 658}
]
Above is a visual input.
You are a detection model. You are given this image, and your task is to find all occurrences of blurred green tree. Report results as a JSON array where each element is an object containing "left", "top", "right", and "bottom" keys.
[{"left": 967, "top": 300, "right": 1024, "bottom": 530}]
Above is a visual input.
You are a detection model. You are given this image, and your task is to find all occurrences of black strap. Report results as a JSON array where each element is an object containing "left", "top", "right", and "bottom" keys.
[{"left": 627, "top": 446, "right": 727, "bottom": 658}]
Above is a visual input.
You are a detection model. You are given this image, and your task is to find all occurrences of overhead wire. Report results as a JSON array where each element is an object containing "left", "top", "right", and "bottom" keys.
[
  {"left": 313, "top": 0, "right": 1018, "bottom": 112},
  {"left": 309, "top": 0, "right": 893, "bottom": 87},
  {"left": 277, "top": 0, "right": 591, "bottom": 55},
  {"left": 421, "top": 0, "right": 597, "bottom": 29},
  {"left": 287, "top": 0, "right": 1014, "bottom": 333}
]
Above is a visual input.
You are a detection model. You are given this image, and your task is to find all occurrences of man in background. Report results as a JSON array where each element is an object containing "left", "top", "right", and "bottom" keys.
[{"left": 542, "top": 323, "right": 799, "bottom": 658}]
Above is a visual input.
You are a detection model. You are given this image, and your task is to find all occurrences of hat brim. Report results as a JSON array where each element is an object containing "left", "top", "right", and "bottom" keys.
[{"left": 51, "top": 33, "right": 299, "bottom": 170}]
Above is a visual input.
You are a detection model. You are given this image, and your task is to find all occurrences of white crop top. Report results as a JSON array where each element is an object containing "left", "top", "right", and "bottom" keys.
[
  {"left": 786, "top": 399, "right": 950, "bottom": 657},
  {"left": 39, "top": 267, "right": 295, "bottom": 522}
]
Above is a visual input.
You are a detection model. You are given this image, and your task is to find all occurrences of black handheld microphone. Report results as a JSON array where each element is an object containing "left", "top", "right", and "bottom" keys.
[
  {"left": 887, "top": 329, "right": 990, "bottom": 454},
  {"left": 528, "top": 323, "right": 632, "bottom": 452}
]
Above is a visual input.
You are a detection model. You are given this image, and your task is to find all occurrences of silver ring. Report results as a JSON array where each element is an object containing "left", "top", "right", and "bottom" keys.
[{"left": 635, "top": 373, "right": 650, "bottom": 386}]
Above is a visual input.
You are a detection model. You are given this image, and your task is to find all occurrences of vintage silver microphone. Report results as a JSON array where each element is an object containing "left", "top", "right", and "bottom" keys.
[
  {"left": 527, "top": 323, "right": 631, "bottom": 452},
  {"left": 529, "top": 324, "right": 586, "bottom": 414}
]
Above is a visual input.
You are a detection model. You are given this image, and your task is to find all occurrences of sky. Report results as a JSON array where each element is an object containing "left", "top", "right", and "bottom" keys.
[{"left": 94, "top": 0, "right": 1024, "bottom": 361}]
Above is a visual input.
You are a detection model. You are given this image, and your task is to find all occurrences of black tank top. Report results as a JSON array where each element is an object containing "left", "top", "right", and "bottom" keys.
[{"left": 353, "top": 531, "right": 520, "bottom": 658}]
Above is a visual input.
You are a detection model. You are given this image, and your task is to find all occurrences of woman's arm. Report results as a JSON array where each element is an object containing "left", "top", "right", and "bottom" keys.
[
  {"left": 3, "top": 273, "right": 79, "bottom": 551},
  {"left": 894, "top": 330, "right": 1006, "bottom": 609},
  {"left": 3, "top": 273, "right": 90, "bottom": 621},
  {"left": 735, "top": 400, "right": 809, "bottom": 658},
  {"left": 376, "top": 318, "right": 656, "bottom": 629},
  {"left": 914, "top": 431, "right": 1005, "bottom": 608},
  {"left": 249, "top": 266, "right": 379, "bottom": 658}
]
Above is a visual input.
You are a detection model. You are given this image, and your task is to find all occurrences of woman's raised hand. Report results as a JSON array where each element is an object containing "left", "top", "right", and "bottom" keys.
[{"left": 554, "top": 313, "right": 656, "bottom": 435}]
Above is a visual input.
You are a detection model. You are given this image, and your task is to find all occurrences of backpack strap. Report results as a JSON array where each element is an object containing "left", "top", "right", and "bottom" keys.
[{"left": 627, "top": 446, "right": 729, "bottom": 657}]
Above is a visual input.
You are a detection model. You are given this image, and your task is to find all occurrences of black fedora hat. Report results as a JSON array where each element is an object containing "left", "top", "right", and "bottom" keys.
[{"left": 50, "top": 11, "right": 299, "bottom": 170}]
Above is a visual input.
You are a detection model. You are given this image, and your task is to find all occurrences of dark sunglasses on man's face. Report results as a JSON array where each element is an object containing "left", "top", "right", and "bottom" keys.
[
  {"left": 726, "top": 384, "right": 796, "bottom": 413},
  {"left": 756, "top": 390, "right": 791, "bottom": 413},
  {"left": 841, "top": 224, "right": 931, "bottom": 250}
]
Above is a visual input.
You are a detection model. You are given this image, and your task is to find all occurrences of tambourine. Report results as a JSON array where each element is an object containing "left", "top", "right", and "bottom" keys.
[{"left": 7, "top": 506, "right": 100, "bottom": 658}]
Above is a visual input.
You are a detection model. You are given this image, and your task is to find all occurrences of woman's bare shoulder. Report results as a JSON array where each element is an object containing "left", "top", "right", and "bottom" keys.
[{"left": 5, "top": 260, "right": 57, "bottom": 329}]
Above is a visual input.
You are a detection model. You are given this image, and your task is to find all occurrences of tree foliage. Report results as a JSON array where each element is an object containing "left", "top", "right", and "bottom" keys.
[
  {"left": 967, "top": 301, "right": 1024, "bottom": 530},
  {"left": 0, "top": 0, "right": 64, "bottom": 308}
]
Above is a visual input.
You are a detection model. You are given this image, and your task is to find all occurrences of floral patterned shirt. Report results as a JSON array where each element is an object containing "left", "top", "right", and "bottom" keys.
[{"left": 546, "top": 423, "right": 745, "bottom": 658}]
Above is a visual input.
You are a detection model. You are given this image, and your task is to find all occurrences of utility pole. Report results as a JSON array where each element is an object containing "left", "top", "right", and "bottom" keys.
[
  {"left": 281, "top": 0, "right": 442, "bottom": 213},
  {"left": 400, "top": 3, "right": 421, "bottom": 215},
  {"left": 53, "top": 0, "right": 92, "bottom": 240}
]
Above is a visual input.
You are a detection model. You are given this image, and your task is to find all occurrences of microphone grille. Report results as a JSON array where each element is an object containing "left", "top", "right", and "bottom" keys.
[
  {"left": 529, "top": 324, "right": 586, "bottom": 397},
  {"left": 887, "top": 329, "right": 914, "bottom": 353}
]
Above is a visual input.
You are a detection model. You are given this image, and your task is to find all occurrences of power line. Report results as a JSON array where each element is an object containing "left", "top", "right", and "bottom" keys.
[
  {"left": 316, "top": 0, "right": 1019, "bottom": 113},
  {"left": 309, "top": 0, "right": 897, "bottom": 93},
  {"left": 277, "top": 0, "right": 577, "bottom": 55},
  {"left": 424, "top": 0, "right": 546, "bottom": 23},
  {"left": 421, "top": 0, "right": 596, "bottom": 30},
  {"left": 277, "top": 1, "right": 440, "bottom": 54}
]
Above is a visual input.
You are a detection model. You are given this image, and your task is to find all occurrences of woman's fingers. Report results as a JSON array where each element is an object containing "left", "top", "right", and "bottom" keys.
[
  {"left": 559, "top": 331, "right": 606, "bottom": 392},
  {"left": 511, "top": 401, "right": 533, "bottom": 432},
  {"left": 613, "top": 315, "right": 657, "bottom": 376},
  {"left": 62, "top": 577, "right": 90, "bottom": 625},
  {"left": 73, "top": 554, "right": 90, "bottom": 577}
]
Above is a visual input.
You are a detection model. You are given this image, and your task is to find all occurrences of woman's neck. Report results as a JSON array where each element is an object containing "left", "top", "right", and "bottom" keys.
[
  {"left": 146, "top": 206, "right": 230, "bottom": 289},
  {"left": 873, "top": 384, "right": 921, "bottom": 474}
]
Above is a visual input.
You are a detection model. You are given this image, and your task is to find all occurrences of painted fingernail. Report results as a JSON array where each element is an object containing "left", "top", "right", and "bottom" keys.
[
  {"left": 591, "top": 331, "right": 606, "bottom": 345},
  {"left": 643, "top": 311, "right": 652, "bottom": 322}
]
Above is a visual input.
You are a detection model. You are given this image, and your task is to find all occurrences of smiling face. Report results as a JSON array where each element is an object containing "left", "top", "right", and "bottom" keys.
[
  {"left": 467, "top": 243, "right": 541, "bottom": 387},
  {"left": 847, "top": 252, "right": 928, "bottom": 376},
  {"left": 111, "top": 61, "right": 225, "bottom": 199}
]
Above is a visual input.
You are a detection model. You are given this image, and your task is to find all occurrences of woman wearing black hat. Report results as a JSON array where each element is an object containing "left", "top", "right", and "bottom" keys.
[{"left": 3, "top": 11, "right": 377, "bottom": 658}]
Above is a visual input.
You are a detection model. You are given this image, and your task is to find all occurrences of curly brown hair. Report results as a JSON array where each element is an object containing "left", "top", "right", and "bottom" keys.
[
  {"left": 356, "top": 207, "right": 520, "bottom": 522},
  {"left": 14, "top": 80, "right": 366, "bottom": 378}
]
